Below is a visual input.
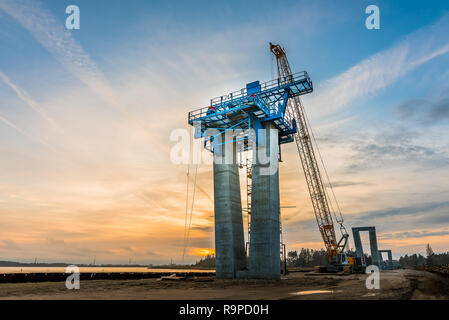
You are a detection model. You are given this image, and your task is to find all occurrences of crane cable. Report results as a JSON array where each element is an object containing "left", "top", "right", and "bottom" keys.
[
  {"left": 181, "top": 162, "right": 190, "bottom": 263},
  {"left": 185, "top": 161, "right": 199, "bottom": 253},
  {"left": 182, "top": 141, "right": 200, "bottom": 263},
  {"left": 301, "top": 102, "right": 346, "bottom": 235}
]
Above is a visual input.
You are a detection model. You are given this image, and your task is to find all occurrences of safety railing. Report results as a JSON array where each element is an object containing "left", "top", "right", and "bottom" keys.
[{"left": 188, "top": 71, "right": 311, "bottom": 123}]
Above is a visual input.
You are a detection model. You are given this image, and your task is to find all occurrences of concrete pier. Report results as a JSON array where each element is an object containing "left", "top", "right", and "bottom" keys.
[
  {"left": 379, "top": 249, "right": 393, "bottom": 270},
  {"left": 352, "top": 226, "right": 381, "bottom": 267},
  {"left": 247, "top": 123, "right": 281, "bottom": 279},
  {"left": 213, "top": 134, "right": 246, "bottom": 278}
]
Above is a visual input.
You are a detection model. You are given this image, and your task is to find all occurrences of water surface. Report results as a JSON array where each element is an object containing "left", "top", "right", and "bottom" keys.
[{"left": 0, "top": 267, "right": 214, "bottom": 274}]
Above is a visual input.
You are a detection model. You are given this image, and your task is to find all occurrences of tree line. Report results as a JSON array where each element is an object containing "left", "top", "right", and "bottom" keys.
[
  {"left": 399, "top": 244, "right": 449, "bottom": 267},
  {"left": 286, "top": 248, "right": 374, "bottom": 267},
  {"left": 194, "top": 244, "right": 449, "bottom": 268},
  {"left": 194, "top": 254, "right": 215, "bottom": 268}
]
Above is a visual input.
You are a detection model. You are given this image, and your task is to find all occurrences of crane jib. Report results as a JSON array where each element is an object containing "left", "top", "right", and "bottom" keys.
[{"left": 270, "top": 43, "right": 348, "bottom": 263}]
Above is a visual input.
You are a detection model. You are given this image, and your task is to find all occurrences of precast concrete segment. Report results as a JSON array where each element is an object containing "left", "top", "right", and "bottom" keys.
[
  {"left": 352, "top": 227, "right": 381, "bottom": 267},
  {"left": 368, "top": 227, "right": 381, "bottom": 267},
  {"left": 379, "top": 249, "right": 393, "bottom": 270},
  {"left": 352, "top": 228, "right": 364, "bottom": 261}
]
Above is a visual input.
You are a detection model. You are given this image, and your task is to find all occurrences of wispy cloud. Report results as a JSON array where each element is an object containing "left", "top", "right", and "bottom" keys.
[
  {"left": 0, "top": 0, "right": 168, "bottom": 153},
  {"left": 0, "top": 70, "right": 64, "bottom": 133},
  {"left": 382, "top": 229, "right": 449, "bottom": 240},
  {"left": 0, "top": 112, "right": 52, "bottom": 149},
  {"left": 307, "top": 14, "right": 449, "bottom": 118},
  {"left": 353, "top": 200, "right": 449, "bottom": 222},
  {"left": 344, "top": 125, "right": 449, "bottom": 173},
  {"left": 324, "top": 181, "right": 371, "bottom": 188},
  {"left": 0, "top": 0, "right": 101, "bottom": 86}
]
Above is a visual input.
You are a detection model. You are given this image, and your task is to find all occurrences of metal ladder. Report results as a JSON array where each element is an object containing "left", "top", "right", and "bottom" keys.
[{"left": 243, "top": 157, "right": 252, "bottom": 255}]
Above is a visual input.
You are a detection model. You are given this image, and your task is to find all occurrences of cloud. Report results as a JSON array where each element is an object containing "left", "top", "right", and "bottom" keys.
[
  {"left": 382, "top": 230, "right": 449, "bottom": 240},
  {"left": 190, "top": 225, "right": 213, "bottom": 232},
  {"left": 0, "top": 112, "right": 52, "bottom": 149},
  {"left": 417, "top": 212, "right": 449, "bottom": 225},
  {"left": 0, "top": 0, "right": 101, "bottom": 86},
  {"left": 351, "top": 200, "right": 449, "bottom": 222},
  {"left": 345, "top": 125, "right": 449, "bottom": 172},
  {"left": 324, "top": 181, "right": 371, "bottom": 188},
  {"left": 394, "top": 98, "right": 428, "bottom": 120},
  {"left": 0, "top": 69, "right": 84, "bottom": 151},
  {"left": 307, "top": 13, "right": 449, "bottom": 118},
  {"left": 0, "top": 0, "right": 168, "bottom": 154},
  {"left": 429, "top": 97, "right": 449, "bottom": 120},
  {"left": 394, "top": 94, "right": 449, "bottom": 124},
  {"left": 0, "top": 70, "right": 61, "bottom": 131},
  {"left": 0, "top": 240, "right": 22, "bottom": 251},
  {"left": 1, "top": 1, "right": 449, "bottom": 263},
  {"left": 349, "top": 141, "right": 448, "bottom": 170},
  {"left": 172, "top": 237, "right": 213, "bottom": 249}
]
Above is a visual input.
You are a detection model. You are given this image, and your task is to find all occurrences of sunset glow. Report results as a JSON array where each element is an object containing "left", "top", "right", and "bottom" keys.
[
  {"left": 192, "top": 249, "right": 216, "bottom": 257},
  {"left": 0, "top": 0, "right": 448, "bottom": 266}
]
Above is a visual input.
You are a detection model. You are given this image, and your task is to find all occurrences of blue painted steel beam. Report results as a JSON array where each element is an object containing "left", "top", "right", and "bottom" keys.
[{"left": 188, "top": 71, "right": 313, "bottom": 152}]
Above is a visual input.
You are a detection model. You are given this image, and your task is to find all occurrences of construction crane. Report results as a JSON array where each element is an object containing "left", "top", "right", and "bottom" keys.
[{"left": 269, "top": 43, "right": 353, "bottom": 271}]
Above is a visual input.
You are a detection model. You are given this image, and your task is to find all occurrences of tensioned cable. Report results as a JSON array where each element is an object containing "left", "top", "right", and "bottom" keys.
[
  {"left": 182, "top": 138, "right": 192, "bottom": 263},
  {"left": 183, "top": 144, "right": 200, "bottom": 261},
  {"left": 301, "top": 100, "right": 345, "bottom": 229}
]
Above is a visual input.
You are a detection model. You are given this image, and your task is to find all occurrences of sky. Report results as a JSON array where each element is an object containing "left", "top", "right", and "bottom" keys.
[{"left": 0, "top": 0, "right": 448, "bottom": 264}]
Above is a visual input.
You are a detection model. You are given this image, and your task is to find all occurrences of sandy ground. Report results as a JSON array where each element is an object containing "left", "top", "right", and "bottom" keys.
[{"left": 0, "top": 269, "right": 448, "bottom": 300}]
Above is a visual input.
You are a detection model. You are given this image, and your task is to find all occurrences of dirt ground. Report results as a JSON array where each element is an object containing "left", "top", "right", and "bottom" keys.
[{"left": 0, "top": 269, "right": 448, "bottom": 300}]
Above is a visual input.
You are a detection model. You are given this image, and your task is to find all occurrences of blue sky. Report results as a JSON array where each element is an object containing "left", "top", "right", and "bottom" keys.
[{"left": 0, "top": 0, "right": 449, "bottom": 264}]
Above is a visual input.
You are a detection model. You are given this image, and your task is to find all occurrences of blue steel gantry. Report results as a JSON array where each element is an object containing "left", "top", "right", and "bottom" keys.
[
  {"left": 187, "top": 69, "right": 313, "bottom": 279},
  {"left": 188, "top": 71, "right": 313, "bottom": 152}
]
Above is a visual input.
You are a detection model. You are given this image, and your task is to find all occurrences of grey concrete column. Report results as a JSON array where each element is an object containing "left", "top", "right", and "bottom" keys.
[
  {"left": 388, "top": 250, "right": 393, "bottom": 270},
  {"left": 369, "top": 228, "right": 380, "bottom": 267},
  {"left": 248, "top": 122, "right": 281, "bottom": 279},
  {"left": 379, "top": 249, "right": 393, "bottom": 270},
  {"left": 213, "top": 133, "right": 246, "bottom": 279},
  {"left": 352, "top": 228, "right": 364, "bottom": 260},
  {"left": 379, "top": 251, "right": 384, "bottom": 264},
  {"left": 387, "top": 250, "right": 393, "bottom": 263}
]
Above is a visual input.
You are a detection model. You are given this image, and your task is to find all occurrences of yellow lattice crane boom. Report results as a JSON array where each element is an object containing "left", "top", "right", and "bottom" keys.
[{"left": 270, "top": 43, "right": 351, "bottom": 268}]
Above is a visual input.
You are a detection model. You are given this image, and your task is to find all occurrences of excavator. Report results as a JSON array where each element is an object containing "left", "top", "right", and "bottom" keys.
[{"left": 270, "top": 43, "right": 364, "bottom": 273}]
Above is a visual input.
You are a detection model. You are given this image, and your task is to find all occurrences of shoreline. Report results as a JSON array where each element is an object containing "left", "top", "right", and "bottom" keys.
[{"left": 1, "top": 271, "right": 215, "bottom": 284}]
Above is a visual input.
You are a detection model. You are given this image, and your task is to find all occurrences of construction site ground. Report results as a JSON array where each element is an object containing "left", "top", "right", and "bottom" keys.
[{"left": 0, "top": 269, "right": 448, "bottom": 300}]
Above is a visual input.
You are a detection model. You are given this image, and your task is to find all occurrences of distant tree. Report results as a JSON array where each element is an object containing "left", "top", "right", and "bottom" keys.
[
  {"left": 399, "top": 253, "right": 426, "bottom": 267},
  {"left": 287, "top": 251, "right": 299, "bottom": 266},
  {"left": 194, "top": 255, "right": 215, "bottom": 268},
  {"left": 288, "top": 247, "right": 449, "bottom": 269},
  {"left": 426, "top": 244, "right": 434, "bottom": 257},
  {"left": 426, "top": 244, "right": 435, "bottom": 266},
  {"left": 286, "top": 248, "right": 328, "bottom": 267}
]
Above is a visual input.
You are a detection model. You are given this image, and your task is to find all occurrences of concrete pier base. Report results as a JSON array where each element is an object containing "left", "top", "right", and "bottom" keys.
[
  {"left": 213, "top": 134, "right": 246, "bottom": 279},
  {"left": 247, "top": 122, "right": 281, "bottom": 279}
]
